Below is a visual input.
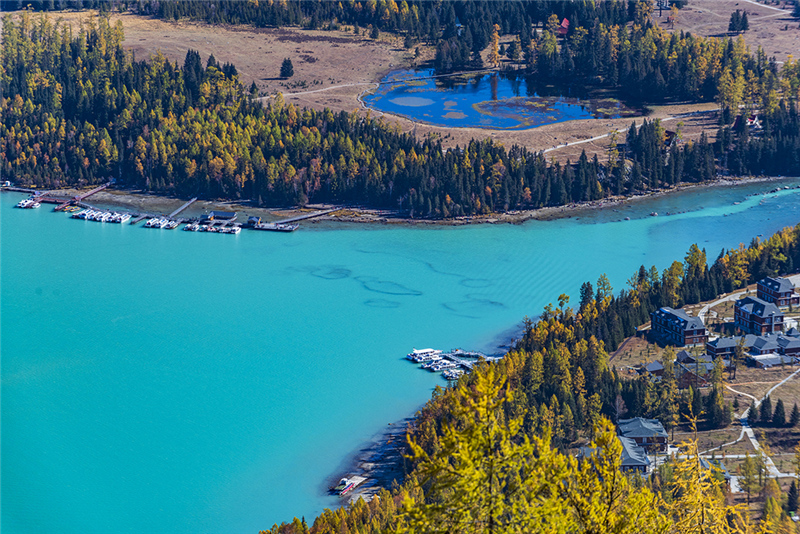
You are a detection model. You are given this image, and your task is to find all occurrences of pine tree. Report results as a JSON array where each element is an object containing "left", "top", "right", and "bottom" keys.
[
  {"left": 790, "top": 402, "right": 799, "bottom": 427},
  {"left": 788, "top": 480, "right": 799, "bottom": 513},
  {"left": 760, "top": 396, "right": 772, "bottom": 425},
  {"left": 728, "top": 10, "right": 741, "bottom": 33},
  {"left": 747, "top": 402, "right": 759, "bottom": 424},
  {"left": 773, "top": 398, "right": 786, "bottom": 427},
  {"left": 280, "top": 58, "right": 294, "bottom": 78}
]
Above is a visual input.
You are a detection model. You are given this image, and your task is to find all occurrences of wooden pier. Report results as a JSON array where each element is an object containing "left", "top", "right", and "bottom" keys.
[
  {"left": 273, "top": 208, "right": 340, "bottom": 224},
  {"left": 49, "top": 182, "right": 112, "bottom": 211},
  {"left": 441, "top": 350, "right": 502, "bottom": 370},
  {"left": 168, "top": 197, "right": 197, "bottom": 219}
]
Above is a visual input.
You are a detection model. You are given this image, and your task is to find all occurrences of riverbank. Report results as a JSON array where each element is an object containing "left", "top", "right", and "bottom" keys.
[{"left": 12, "top": 175, "right": 798, "bottom": 229}]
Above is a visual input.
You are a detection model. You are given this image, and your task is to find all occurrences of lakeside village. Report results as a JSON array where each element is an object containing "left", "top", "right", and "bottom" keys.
[
  {"left": 588, "top": 276, "right": 800, "bottom": 484},
  {"left": 7, "top": 183, "right": 309, "bottom": 233}
]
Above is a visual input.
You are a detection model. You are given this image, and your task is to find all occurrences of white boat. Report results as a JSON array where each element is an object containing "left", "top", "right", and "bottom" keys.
[
  {"left": 431, "top": 361, "right": 457, "bottom": 371},
  {"left": 16, "top": 198, "right": 33, "bottom": 208},
  {"left": 442, "top": 368, "right": 465, "bottom": 380},
  {"left": 406, "top": 348, "right": 443, "bottom": 362},
  {"left": 119, "top": 213, "right": 131, "bottom": 223},
  {"left": 29, "top": 202, "right": 41, "bottom": 209},
  {"left": 145, "top": 218, "right": 160, "bottom": 228}
]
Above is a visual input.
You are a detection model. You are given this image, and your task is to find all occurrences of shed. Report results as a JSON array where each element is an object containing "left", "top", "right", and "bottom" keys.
[{"left": 208, "top": 210, "right": 237, "bottom": 221}]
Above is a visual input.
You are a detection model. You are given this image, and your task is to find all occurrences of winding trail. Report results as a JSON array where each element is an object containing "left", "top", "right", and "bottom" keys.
[
  {"left": 738, "top": 0, "right": 791, "bottom": 13},
  {"left": 706, "top": 367, "right": 800, "bottom": 480},
  {"left": 541, "top": 109, "right": 717, "bottom": 154}
]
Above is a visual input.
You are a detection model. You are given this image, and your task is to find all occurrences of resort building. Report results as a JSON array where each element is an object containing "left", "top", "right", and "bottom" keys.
[
  {"left": 577, "top": 437, "right": 651, "bottom": 474},
  {"left": 650, "top": 307, "right": 708, "bottom": 347},
  {"left": 747, "top": 353, "right": 797, "bottom": 369},
  {"left": 618, "top": 417, "right": 668, "bottom": 452},
  {"left": 706, "top": 335, "right": 757, "bottom": 359},
  {"left": 757, "top": 277, "right": 799, "bottom": 307},
  {"left": 734, "top": 296, "right": 784, "bottom": 335},
  {"left": 619, "top": 437, "right": 651, "bottom": 473}
]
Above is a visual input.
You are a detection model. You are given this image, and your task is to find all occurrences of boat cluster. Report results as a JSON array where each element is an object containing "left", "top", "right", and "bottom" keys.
[
  {"left": 184, "top": 223, "right": 241, "bottom": 234},
  {"left": 16, "top": 197, "right": 41, "bottom": 209},
  {"left": 406, "top": 348, "right": 466, "bottom": 380},
  {"left": 145, "top": 217, "right": 179, "bottom": 229},
  {"left": 72, "top": 209, "right": 131, "bottom": 223}
]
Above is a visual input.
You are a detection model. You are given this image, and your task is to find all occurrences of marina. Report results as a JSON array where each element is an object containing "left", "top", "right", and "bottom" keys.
[
  {"left": 405, "top": 347, "right": 501, "bottom": 379},
  {"left": 3, "top": 187, "right": 305, "bottom": 237}
]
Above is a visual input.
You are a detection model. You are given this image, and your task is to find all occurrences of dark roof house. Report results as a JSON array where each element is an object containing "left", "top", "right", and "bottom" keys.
[
  {"left": 643, "top": 360, "right": 665, "bottom": 376},
  {"left": 734, "top": 296, "right": 784, "bottom": 335},
  {"left": 577, "top": 437, "right": 651, "bottom": 473},
  {"left": 757, "top": 277, "right": 799, "bottom": 307},
  {"left": 618, "top": 417, "right": 668, "bottom": 451},
  {"left": 650, "top": 307, "right": 708, "bottom": 347},
  {"left": 207, "top": 210, "right": 237, "bottom": 220},
  {"left": 620, "top": 436, "right": 651, "bottom": 473}
]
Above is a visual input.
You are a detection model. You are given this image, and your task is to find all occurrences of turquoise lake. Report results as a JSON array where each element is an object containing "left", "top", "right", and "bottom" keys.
[
  {"left": 362, "top": 70, "right": 638, "bottom": 129},
  {"left": 3, "top": 180, "right": 800, "bottom": 533}
]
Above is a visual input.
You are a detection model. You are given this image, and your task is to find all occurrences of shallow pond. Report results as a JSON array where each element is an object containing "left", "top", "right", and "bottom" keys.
[{"left": 363, "top": 69, "right": 639, "bottom": 130}]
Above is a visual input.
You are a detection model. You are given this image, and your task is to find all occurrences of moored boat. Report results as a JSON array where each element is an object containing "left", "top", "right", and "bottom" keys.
[{"left": 253, "top": 222, "right": 299, "bottom": 232}]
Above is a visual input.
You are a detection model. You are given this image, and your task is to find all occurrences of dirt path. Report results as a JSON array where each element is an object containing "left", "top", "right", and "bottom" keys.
[{"left": 710, "top": 368, "right": 800, "bottom": 481}]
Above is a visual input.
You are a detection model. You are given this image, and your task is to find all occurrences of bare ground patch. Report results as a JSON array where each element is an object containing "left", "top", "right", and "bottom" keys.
[{"left": 665, "top": 0, "right": 799, "bottom": 64}]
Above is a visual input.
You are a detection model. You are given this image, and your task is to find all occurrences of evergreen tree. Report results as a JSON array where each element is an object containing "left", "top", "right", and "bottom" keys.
[
  {"left": 788, "top": 480, "right": 799, "bottom": 514},
  {"left": 790, "top": 402, "right": 800, "bottom": 427},
  {"left": 280, "top": 58, "right": 294, "bottom": 78},
  {"left": 728, "top": 10, "right": 741, "bottom": 33},
  {"left": 746, "top": 403, "right": 759, "bottom": 424},
  {"left": 760, "top": 396, "right": 773, "bottom": 425},
  {"left": 773, "top": 398, "right": 786, "bottom": 427}
]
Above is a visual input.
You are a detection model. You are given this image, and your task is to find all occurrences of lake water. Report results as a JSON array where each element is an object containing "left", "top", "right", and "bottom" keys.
[
  {"left": 3, "top": 179, "right": 800, "bottom": 534},
  {"left": 362, "top": 70, "right": 638, "bottom": 129}
]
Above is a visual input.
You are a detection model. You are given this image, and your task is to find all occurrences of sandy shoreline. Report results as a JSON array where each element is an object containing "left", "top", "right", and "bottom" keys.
[{"left": 10, "top": 175, "right": 797, "bottom": 229}]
